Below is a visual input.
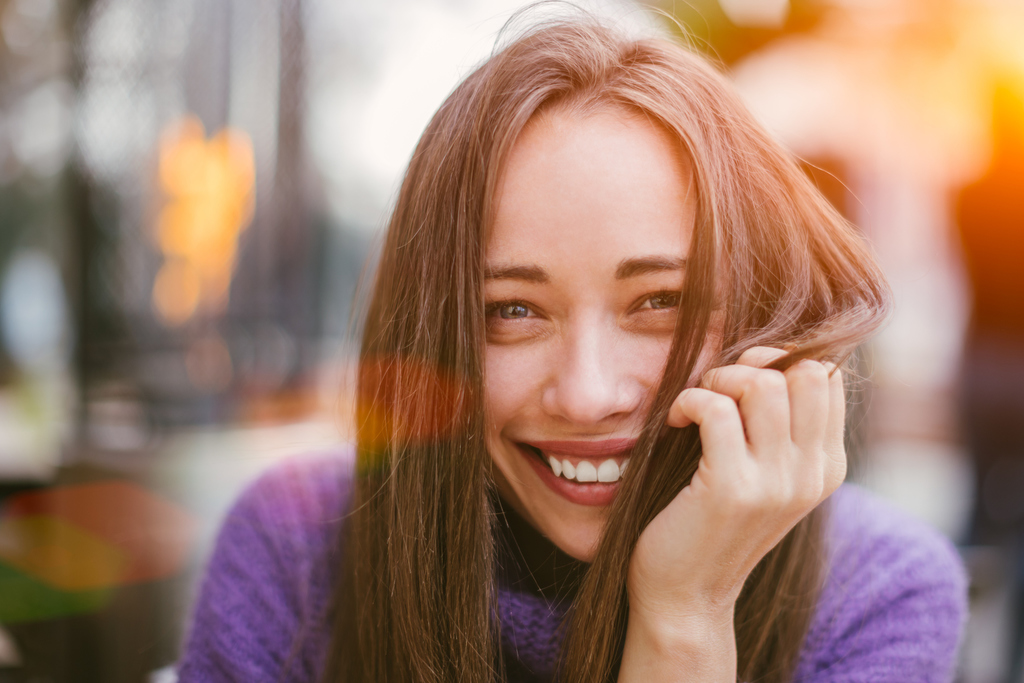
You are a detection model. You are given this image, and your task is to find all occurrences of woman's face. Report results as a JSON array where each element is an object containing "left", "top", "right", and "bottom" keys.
[{"left": 484, "top": 107, "right": 696, "bottom": 561}]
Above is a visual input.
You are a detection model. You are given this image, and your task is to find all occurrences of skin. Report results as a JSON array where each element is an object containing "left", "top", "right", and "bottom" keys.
[{"left": 484, "top": 107, "right": 846, "bottom": 681}]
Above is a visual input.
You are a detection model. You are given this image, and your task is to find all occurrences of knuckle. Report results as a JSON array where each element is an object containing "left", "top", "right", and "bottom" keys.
[
  {"left": 780, "top": 471, "right": 803, "bottom": 500},
  {"left": 699, "top": 369, "right": 720, "bottom": 391},
  {"left": 706, "top": 395, "right": 736, "bottom": 422},
  {"left": 836, "top": 458, "right": 848, "bottom": 483},
  {"left": 727, "top": 484, "right": 761, "bottom": 513},
  {"left": 825, "top": 454, "right": 848, "bottom": 492},
  {"left": 794, "top": 478, "right": 824, "bottom": 507},
  {"left": 789, "top": 359, "right": 829, "bottom": 387},
  {"left": 718, "top": 467, "right": 755, "bottom": 499},
  {"left": 737, "top": 346, "right": 762, "bottom": 361},
  {"left": 752, "top": 369, "right": 787, "bottom": 396},
  {"left": 729, "top": 472, "right": 787, "bottom": 512},
  {"left": 763, "top": 483, "right": 789, "bottom": 509},
  {"left": 673, "top": 389, "right": 691, "bottom": 409}
]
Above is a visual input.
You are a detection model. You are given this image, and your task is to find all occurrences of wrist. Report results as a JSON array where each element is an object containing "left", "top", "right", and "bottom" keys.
[
  {"left": 627, "top": 601, "right": 735, "bottom": 653},
  {"left": 626, "top": 576, "right": 741, "bottom": 639},
  {"left": 619, "top": 604, "right": 737, "bottom": 683}
]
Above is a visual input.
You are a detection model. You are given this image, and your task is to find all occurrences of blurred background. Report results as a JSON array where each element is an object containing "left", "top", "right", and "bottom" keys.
[{"left": 0, "top": 0, "right": 1020, "bottom": 680}]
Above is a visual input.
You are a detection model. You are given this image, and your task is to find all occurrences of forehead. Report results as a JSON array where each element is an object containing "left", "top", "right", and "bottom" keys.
[{"left": 487, "top": 107, "right": 695, "bottom": 269}]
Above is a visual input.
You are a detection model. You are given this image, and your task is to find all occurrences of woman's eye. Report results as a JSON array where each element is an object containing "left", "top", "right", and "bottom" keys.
[
  {"left": 644, "top": 292, "right": 680, "bottom": 310},
  {"left": 497, "top": 303, "right": 530, "bottom": 319}
]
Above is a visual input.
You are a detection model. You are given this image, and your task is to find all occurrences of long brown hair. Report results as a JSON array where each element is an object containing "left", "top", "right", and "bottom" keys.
[{"left": 323, "top": 17, "right": 892, "bottom": 683}]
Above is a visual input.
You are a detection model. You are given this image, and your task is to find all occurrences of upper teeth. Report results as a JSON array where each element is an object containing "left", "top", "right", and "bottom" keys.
[{"left": 547, "top": 456, "right": 628, "bottom": 483}]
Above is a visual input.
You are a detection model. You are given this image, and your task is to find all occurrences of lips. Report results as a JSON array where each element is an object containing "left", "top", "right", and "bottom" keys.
[
  {"left": 525, "top": 438, "right": 636, "bottom": 457},
  {"left": 515, "top": 438, "right": 636, "bottom": 506}
]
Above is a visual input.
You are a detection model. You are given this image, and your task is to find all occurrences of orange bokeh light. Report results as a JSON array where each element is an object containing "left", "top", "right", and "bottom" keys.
[{"left": 152, "top": 116, "right": 255, "bottom": 326}]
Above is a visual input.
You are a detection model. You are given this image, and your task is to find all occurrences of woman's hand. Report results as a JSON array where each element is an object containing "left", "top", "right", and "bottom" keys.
[{"left": 618, "top": 347, "right": 846, "bottom": 682}]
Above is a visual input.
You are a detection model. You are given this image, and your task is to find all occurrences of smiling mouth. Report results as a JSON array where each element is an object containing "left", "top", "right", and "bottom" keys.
[{"left": 519, "top": 443, "right": 630, "bottom": 483}]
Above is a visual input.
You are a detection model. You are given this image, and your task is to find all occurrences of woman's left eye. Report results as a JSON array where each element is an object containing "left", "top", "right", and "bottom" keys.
[
  {"left": 641, "top": 292, "right": 681, "bottom": 310},
  {"left": 491, "top": 302, "right": 531, "bottom": 319}
]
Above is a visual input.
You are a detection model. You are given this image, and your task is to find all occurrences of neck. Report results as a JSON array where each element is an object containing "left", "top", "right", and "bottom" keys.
[{"left": 493, "top": 493, "right": 587, "bottom": 605}]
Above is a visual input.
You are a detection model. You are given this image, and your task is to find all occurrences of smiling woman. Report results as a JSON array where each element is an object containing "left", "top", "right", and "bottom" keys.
[{"left": 177, "top": 15, "right": 967, "bottom": 683}]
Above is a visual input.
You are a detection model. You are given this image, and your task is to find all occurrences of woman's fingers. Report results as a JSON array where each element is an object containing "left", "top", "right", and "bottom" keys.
[
  {"left": 733, "top": 347, "right": 797, "bottom": 453},
  {"left": 822, "top": 364, "right": 848, "bottom": 492},
  {"left": 667, "top": 347, "right": 846, "bottom": 493},
  {"left": 711, "top": 348, "right": 835, "bottom": 455},
  {"left": 667, "top": 387, "right": 747, "bottom": 463},
  {"left": 783, "top": 359, "right": 831, "bottom": 452},
  {"left": 698, "top": 364, "right": 790, "bottom": 454}
]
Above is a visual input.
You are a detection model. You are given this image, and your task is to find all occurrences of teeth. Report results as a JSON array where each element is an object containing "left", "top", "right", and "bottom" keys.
[
  {"left": 548, "top": 456, "right": 562, "bottom": 477},
  {"left": 544, "top": 456, "right": 631, "bottom": 483},
  {"left": 561, "top": 460, "right": 575, "bottom": 480},
  {"left": 575, "top": 461, "right": 598, "bottom": 482},
  {"left": 597, "top": 459, "right": 620, "bottom": 482}
]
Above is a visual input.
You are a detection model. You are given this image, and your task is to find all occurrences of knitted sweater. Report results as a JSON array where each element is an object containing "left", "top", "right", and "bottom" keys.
[{"left": 177, "top": 452, "right": 967, "bottom": 682}]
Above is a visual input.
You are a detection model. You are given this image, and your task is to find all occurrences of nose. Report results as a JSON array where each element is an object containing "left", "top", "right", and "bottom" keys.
[{"left": 540, "top": 322, "right": 642, "bottom": 425}]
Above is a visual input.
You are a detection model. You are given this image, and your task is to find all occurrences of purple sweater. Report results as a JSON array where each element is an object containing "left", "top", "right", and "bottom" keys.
[{"left": 177, "top": 452, "right": 967, "bottom": 682}]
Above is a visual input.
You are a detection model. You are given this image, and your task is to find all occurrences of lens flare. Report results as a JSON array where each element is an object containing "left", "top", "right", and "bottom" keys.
[
  {"left": 0, "top": 480, "right": 198, "bottom": 620},
  {"left": 355, "top": 355, "right": 470, "bottom": 472}
]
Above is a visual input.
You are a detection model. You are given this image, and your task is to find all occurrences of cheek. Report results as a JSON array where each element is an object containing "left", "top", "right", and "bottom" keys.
[
  {"left": 483, "top": 344, "right": 545, "bottom": 430},
  {"left": 625, "top": 335, "right": 674, "bottom": 390}
]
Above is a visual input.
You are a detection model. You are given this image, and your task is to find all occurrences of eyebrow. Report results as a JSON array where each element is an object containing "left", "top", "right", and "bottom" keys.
[
  {"left": 614, "top": 255, "right": 687, "bottom": 279},
  {"left": 484, "top": 264, "right": 549, "bottom": 283},
  {"left": 484, "top": 255, "right": 686, "bottom": 283}
]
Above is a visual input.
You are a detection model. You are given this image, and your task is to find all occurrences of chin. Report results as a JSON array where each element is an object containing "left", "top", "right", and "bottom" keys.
[
  {"left": 533, "top": 505, "right": 607, "bottom": 562},
  {"left": 552, "top": 529, "right": 602, "bottom": 563}
]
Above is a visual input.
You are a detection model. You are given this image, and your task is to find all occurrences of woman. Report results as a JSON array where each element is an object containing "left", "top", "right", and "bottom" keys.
[{"left": 178, "top": 17, "right": 966, "bottom": 683}]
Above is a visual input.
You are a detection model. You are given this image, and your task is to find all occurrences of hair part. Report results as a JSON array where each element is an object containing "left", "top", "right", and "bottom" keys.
[{"left": 324, "top": 16, "right": 891, "bottom": 683}]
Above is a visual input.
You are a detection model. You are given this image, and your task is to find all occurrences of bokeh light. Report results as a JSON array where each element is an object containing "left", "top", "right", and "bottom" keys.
[
  {"left": 0, "top": 481, "right": 196, "bottom": 624},
  {"left": 152, "top": 117, "right": 255, "bottom": 327},
  {"left": 2, "top": 481, "right": 198, "bottom": 587}
]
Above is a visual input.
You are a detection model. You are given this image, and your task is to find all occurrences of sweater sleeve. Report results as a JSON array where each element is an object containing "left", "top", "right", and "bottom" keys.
[
  {"left": 793, "top": 485, "right": 969, "bottom": 683},
  {"left": 176, "top": 453, "right": 351, "bottom": 683}
]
